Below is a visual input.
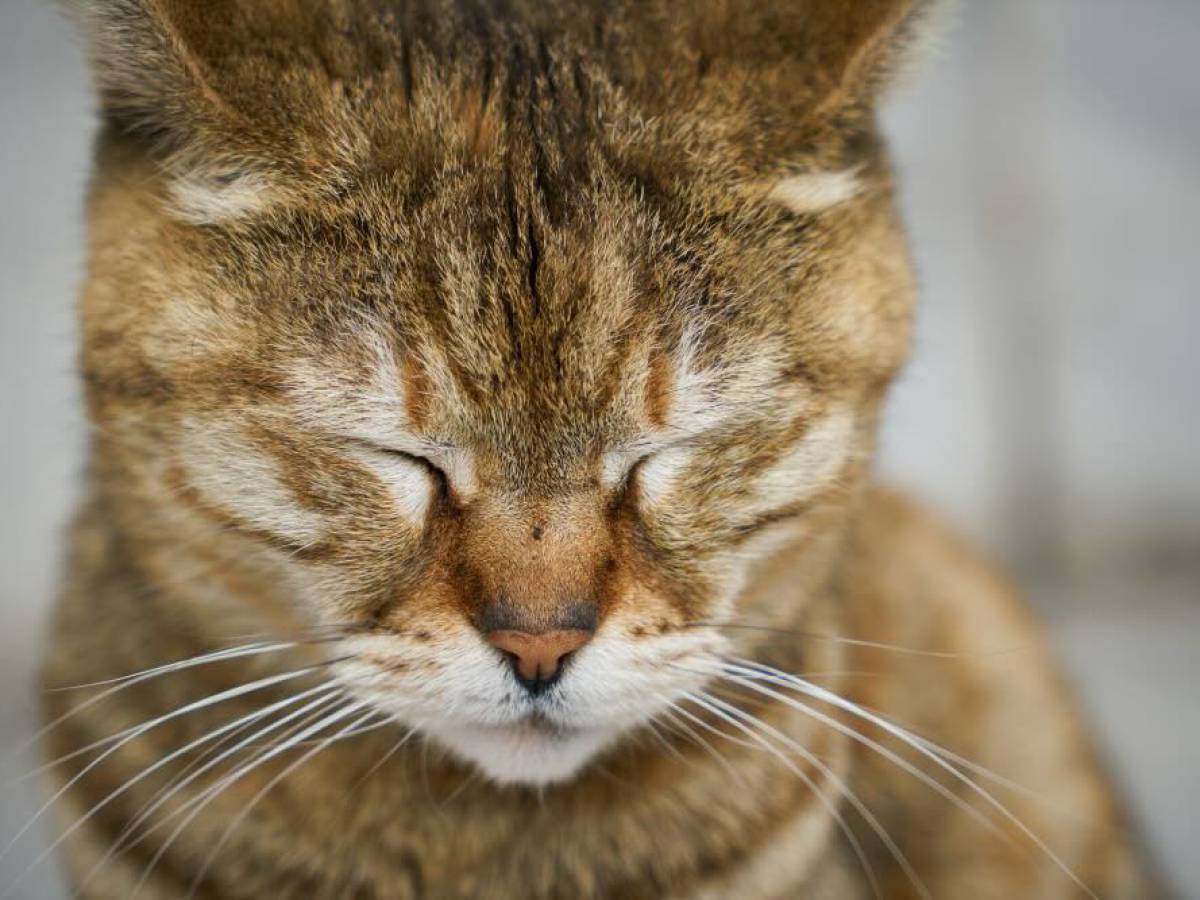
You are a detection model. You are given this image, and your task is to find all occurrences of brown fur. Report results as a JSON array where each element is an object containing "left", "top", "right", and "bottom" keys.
[{"left": 41, "top": 1, "right": 1155, "bottom": 896}]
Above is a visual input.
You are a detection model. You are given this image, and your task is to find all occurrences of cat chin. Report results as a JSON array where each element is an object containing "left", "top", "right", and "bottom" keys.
[{"left": 428, "top": 719, "right": 617, "bottom": 786}]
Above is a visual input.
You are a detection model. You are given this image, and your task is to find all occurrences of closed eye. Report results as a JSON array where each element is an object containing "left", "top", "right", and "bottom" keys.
[
  {"left": 347, "top": 441, "right": 452, "bottom": 519},
  {"left": 601, "top": 444, "right": 658, "bottom": 494},
  {"left": 365, "top": 445, "right": 449, "bottom": 491}
]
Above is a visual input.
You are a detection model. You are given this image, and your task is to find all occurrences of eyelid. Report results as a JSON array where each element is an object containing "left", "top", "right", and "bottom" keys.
[
  {"left": 373, "top": 445, "right": 447, "bottom": 476},
  {"left": 348, "top": 438, "right": 449, "bottom": 479},
  {"left": 343, "top": 432, "right": 448, "bottom": 459},
  {"left": 602, "top": 442, "right": 659, "bottom": 491},
  {"left": 373, "top": 445, "right": 427, "bottom": 464}
]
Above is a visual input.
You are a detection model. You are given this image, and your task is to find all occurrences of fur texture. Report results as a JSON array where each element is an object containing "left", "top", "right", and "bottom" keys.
[{"left": 38, "top": 1, "right": 1155, "bottom": 896}]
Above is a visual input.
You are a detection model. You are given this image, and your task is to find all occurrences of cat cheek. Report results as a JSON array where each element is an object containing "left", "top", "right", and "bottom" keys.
[{"left": 175, "top": 424, "right": 328, "bottom": 549}]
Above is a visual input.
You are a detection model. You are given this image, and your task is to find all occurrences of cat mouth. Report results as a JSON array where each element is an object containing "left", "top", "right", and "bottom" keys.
[
  {"left": 483, "top": 711, "right": 579, "bottom": 742},
  {"left": 426, "top": 713, "right": 615, "bottom": 785},
  {"left": 517, "top": 712, "right": 575, "bottom": 737}
]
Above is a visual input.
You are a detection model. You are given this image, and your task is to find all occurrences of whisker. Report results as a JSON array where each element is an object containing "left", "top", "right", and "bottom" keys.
[
  {"left": 5, "top": 683, "right": 343, "bottom": 898},
  {"left": 712, "top": 666, "right": 1012, "bottom": 833},
  {"left": 184, "top": 707, "right": 383, "bottom": 898},
  {"left": 126, "top": 705, "right": 274, "bottom": 816},
  {"left": 723, "top": 659, "right": 1097, "bottom": 898},
  {"left": 642, "top": 718, "right": 690, "bottom": 766},
  {"left": 110, "top": 683, "right": 373, "bottom": 862},
  {"left": 675, "top": 661, "right": 1021, "bottom": 861},
  {"left": 685, "top": 691, "right": 883, "bottom": 900},
  {"left": 845, "top": 699, "right": 1106, "bottom": 831},
  {"left": 689, "top": 620, "right": 1027, "bottom": 660},
  {"left": 349, "top": 727, "right": 418, "bottom": 794},
  {"left": 672, "top": 690, "right": 839, "bottom": 773},
  {"left": 0, "top": 658, "right": 348, "bottom": 872},
  {"left": 131, "top": 700, "right": 375, "bottom": 897},
  {"left": 76, "top": 687, "right": 346, "bottom": 892},
  {"left": 46, "top": 642, "right": 297, "bottom": 693},
  {"left": 697, "top": 692, "right": 929, "bottom": 900},
  {"left": 214, "top": 622, "right": 365, "bottom": 645},
  {"left": 439, "top": 768, "right": 483, "bottom": 809},
  {"left": 905, "top": 733, "right": 1105, "bottom": 830},
  {"left": 667, "top": 702, "right": 761, "bottom": 754},
  {"left": 8, "top": 641, "right": 303, "bottom": 769},
  {"left": 13, "top": 653, "right": 353, "bottom": 789},
  {"left": 659, "top": 704, "right": 755, "bottom": 792}
]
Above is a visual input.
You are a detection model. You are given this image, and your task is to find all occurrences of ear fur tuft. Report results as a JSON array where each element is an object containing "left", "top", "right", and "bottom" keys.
[{"left": 765, "top": 169, "right": 864, "bottom": 215}]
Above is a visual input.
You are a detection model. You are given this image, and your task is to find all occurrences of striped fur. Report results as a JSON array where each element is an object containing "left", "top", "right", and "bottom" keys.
[{"left": 39, "top": 1, "right": 1155, "bottom": 896}]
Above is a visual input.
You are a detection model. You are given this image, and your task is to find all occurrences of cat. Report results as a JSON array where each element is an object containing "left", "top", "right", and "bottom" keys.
[{"left": 29, "top": 0, "right": 1154, "bottom": 896}]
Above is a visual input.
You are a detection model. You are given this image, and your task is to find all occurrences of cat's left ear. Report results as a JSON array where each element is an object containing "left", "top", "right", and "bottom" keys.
[
  {"left": 672, "top": 0, "right": 952, "bottom": 112},
  {"left": 625, "top": 0, "right": 953, "bottom": 203},
  {"left": 774, "top": 0, "right": 952, "bottom": 114}
]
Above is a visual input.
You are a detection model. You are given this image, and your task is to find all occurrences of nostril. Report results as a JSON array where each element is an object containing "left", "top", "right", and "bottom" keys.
[
  {"left": 510, "top": 659, "right": 559, "bottom": 696},
  {"left": 485, "top": 628, "right": 593, "bottom": 692},
  {"left": 496, "top": 648, "right": 522, "bottom": 670}
]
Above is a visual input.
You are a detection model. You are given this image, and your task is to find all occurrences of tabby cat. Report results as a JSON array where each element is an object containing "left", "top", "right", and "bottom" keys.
[{"left": 30, "top": 0, "right": 1153, "bottom": 896}]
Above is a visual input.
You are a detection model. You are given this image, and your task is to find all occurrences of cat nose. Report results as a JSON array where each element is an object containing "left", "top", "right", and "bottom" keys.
[
  {"left": 479, "top": 599, "right": 598, "bottom": 693},
  {"left": 485, "top": 628, "right": 594, "bottom": 693}
]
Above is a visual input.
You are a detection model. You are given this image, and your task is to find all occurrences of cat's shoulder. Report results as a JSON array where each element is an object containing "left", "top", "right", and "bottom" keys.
[{"left": 849, "top": 484, "right": 1038, "bottom": 643}]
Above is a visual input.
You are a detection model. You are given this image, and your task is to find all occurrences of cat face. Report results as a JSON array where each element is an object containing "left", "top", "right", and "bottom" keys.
[{"left": 77, "top": 0, "right": 925, "bottom": 784}]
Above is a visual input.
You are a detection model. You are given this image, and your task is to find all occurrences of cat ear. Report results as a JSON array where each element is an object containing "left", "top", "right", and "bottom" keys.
[
  {"left": 677, "top": 0, "right": 950, "bottom": 113},
  {"left": 782, "top": 0, "right": 951, "bottom": 112},
  {"left": 76, "top": 1, "right": 237, "bottom": 151},
  {"left": 632, "top": 0, "right": 952, "bottom": 205},
  {"left": 73, "top": 0, "right": 361, "bottom": 223},
  {"left": 73, "top": 0, "right": 267, "bottom": 221}
]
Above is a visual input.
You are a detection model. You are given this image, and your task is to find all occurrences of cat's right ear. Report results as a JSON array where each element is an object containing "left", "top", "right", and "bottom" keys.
[
  {"left": 75, "top": 1, "right": 231, "bottom": 151},
  {"left": 72, "top": 0, "right": 349, "bottom": 223},
  {"left": 73, "top": 0, "right": 274, "bottom": 221}
]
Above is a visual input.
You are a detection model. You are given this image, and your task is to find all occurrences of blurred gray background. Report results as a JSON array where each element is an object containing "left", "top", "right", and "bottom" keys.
[{"left": 1, "top": 0, "right": 1196, "bottom": 896}]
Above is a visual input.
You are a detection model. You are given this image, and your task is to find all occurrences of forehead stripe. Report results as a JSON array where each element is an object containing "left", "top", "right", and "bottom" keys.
[
  {"left": 402, "top": 353, "right": 431, "bottom": 431},
  {"left": 644, "top": 348, "right": 675, "bottom": 430}
]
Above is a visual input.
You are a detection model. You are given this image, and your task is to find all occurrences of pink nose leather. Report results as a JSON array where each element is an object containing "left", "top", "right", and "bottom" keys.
[{"left": 485, "top": 629, "right": 593, "bottom": 682}]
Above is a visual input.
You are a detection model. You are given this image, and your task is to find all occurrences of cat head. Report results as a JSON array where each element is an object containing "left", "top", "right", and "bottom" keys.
[{"left": 76, "top": 0, "right": 936, "bottom": 785}]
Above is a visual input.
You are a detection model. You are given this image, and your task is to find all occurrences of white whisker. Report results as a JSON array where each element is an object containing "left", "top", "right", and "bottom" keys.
[
  {"left": 642, "top": 718, "right": 691, "bottom": 766},
  {"left": 349, "top": 726, "right": 418, "bottom": 794},
  {"left": 699, "top": 692, "right": 928, "bottom": 900},
  {"left": 76, "top": 687, "right": 345, "bottom": 892},
  {"left": 131, "top": 700, "right": 374, "bottom": 897},
  {"left": 866, "top": 714, "right": 1105, "bottom": 831},
  {"left": 8, "top": 683, "right": 342, "bottom": 898},
  {"left": 660, "top": 704, "right": 754, "bottom": 791},
  {"left": 119, "top": 691, "right": 352, "bottom": 858},
  {"left": 45, "top": 642, "right": 297, "bottom": 694},
  {"left": 0, "top": 660, "right": 343, "bottom": 877},
  {"left": 724, "top": 658, "right": 1097, "bottom": 899},
  {"left": 710, "top": 666, "right": 1010, "bottom": 836},
  {"left": 694, "top": 621, "right": 1026, "bottom": 660},
  {"left": 8, "top": 641, "right": 301, "bottom": 771},
  {"left": 185, "top": 707, "right": 382, "bottom": 898},
  {"left": 685, "top": 692, "right": 882, "bottom": 900}
]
